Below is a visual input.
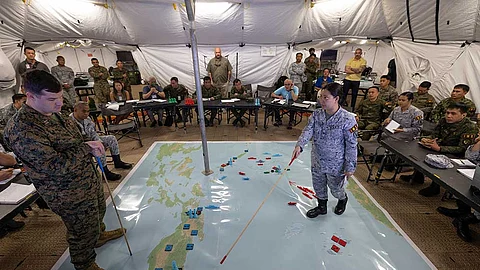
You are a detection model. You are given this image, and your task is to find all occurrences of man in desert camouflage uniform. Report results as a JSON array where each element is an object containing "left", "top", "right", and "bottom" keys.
[
  {"left": 3, "top": 70, "right": 124, "bottom": 270},
  {"left": 88, "top": 58, "right": 110, "bottom": 104},
  {"left": 51, "top": 56, "right": 76, "bottom": 112}
]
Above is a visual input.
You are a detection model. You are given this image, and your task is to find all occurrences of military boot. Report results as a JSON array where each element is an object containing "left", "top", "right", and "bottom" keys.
[
  {"left": 85, "top": 262, "right": 104, "bottom": 270},
  {"left": 334, "top": 195, "right": 348, "bottom": 215},
  {"left": 419, "top": 182, "right": 440, "bottom": 197},
  {"left": 452, "top": 214, "right": 480, "bottom": 242},
  {"left": 306, "top": 199, "right": 328, "bottom": 218},
  {"left": 95, "top": 228, "right": 126, "bottom": 248},
  {"left": 437, "top": 199, "right": 472, "bottom": 218},
  {"left": 112, "top": 155, "right": 133, "bottom": 169},
  {"left": 103, "top": 167, "right": 121, "bottom": 181}
]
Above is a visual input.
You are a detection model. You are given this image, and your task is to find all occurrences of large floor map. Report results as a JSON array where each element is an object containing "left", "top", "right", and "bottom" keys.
[{"left": 54, "top": 142, "right": 434, "bottom": 270}]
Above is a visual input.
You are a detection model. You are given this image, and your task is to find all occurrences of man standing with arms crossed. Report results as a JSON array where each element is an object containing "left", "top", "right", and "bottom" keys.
[
  {"left": 51, "top": 55, "right": 76, "bottom": 112},
  {"left": 342, "top": 48, "right": 366, "bottom": 110},
  {"left": 4, "top": 70, "right": 124, "bottom": 270},
  {"left": 207, "top": 47, "right": 232, "bottom": 98}
]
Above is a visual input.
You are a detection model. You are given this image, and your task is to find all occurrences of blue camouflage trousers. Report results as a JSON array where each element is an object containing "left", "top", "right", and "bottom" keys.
[
  {"left": 311, "top": 156, "right": 347, "bottom": 200},
  {"left": 99, "top": 135, "right": 120, "bottom": 165}
]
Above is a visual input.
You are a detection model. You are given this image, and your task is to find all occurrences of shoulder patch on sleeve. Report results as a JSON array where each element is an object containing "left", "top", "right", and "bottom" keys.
[
  {"left": 349, "top": 124, "right": 358, "bottom": 133},
  {"left": 415, "top": 115, "right": 423, "bottom": 120}
]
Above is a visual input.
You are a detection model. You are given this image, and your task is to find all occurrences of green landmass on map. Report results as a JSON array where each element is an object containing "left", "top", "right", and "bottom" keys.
[{"left": 347, "top": 179, "right": 396, "bottom": 232}]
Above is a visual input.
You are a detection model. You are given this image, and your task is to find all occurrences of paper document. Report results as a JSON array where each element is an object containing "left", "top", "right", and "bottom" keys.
[
  {"left": 0, "top": 169, "right": 22, "bottom": 185},
  {"left": 105, "top": 104, "right": 120, "bottom": 111},
  {"left": 457, "top": 169, "right": 475, "bottom": 180},
  {"left": 152, "top": 99, "right": 167, "bottom": 103},
  {"left": 231, "top": 98, "right": 240, "bottom": 102},
  {"left": 302, "top": 101, "right": 317, "bottom": 105},
  {"left": 221, "top": 99, "right": 235, "bottom": 103},
  {"left": 0, "top": 183, "right": 36, "bottom": 204},
  {"left": 452, "top": 159, "right": 476, "bottom": 167},
  {"left": 292, "top": 103, "right": 310, "bottom": 108},
  {"left": 202, "top": 98, "right": 210, "bottom": 101},
  {"left": 385, "top": 120, "right": 400, "bottom": 133},
  {"left": 126, "top": 99, "right": 139, "bottom": 103},
  {"left": 136, "top": 100, "right": 154, "bottom": 104}
]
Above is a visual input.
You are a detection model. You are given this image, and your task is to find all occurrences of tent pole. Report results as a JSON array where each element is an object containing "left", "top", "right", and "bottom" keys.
[{"left": 185, "top": 0, "right": 212, "bottom": 176}]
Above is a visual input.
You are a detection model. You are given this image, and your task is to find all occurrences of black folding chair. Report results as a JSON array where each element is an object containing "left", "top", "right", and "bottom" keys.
[{"left": 100, "top": 103, "right": 143, "bottom": 147}]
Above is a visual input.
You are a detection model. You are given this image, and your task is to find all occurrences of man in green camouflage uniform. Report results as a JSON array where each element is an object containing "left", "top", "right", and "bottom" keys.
[
  {"left": 229, "top": 78, "right": 251, "bottom": 127},
  {"left": 378, "top": 75, "right": 398, "bottom": 115},
  {"left": 164, "top": 77, "right": 189, "bottom": 123},
  {"left": 401, "top": 102, "right": 478, "bottom": 197},
  {"left": 304, "top": 52, "right": 319, "bottom": 101},
  {"left": 51, "top": 56, "right": 76, "bottom": 113},
  {"left": 111, "top": 60, "right": 131, "bottom": 96},
  {"left": 3, "top": 70, "right": 124, "bottom": 270},
  {"left": 430, "top": 84, "right": 476, "bottom": 124},
  {"left": 88, "top": 58, "right": 110, "bottom": 104},
  {"left": 355, "top": 86, "right": 385, "bottom": 140},
  {"left": 194, "top": 76, "right": 221, "bottom": 127},
  {"left": 412, "top": 81, "right": 436, "bottom": 117}
]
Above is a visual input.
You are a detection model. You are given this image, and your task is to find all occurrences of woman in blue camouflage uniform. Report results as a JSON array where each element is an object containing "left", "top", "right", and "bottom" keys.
[{"left": 293, "top": 82, "right": 358, "bottom": 217}]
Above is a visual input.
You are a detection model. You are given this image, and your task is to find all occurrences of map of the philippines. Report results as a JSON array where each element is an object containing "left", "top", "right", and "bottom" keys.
[{"left": 54, "top": 142, "right": 434, "bottom": 270}]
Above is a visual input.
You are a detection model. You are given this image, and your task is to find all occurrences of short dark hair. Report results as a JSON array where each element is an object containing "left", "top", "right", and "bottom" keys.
[
  {"left": 91, "top": 58, "right": 98, "bottom": 62},
  {"left": 170, "top": 77, "right": 179, "bottom": 83},
  {"left": 368, "top": 86, "right": 380, "bottom": 92},
  {"left": 296, "top": 52, "right": 303, "bottom": 57},
  {"left": 203, "top": 76, "right": 211, "bottom": 82},
  {"left": 56, "top": 55, "right": 65, "bottom": 61},
  {"left": 419, "top": 81, "right": 431, "bottom": 89},
  {"left": 116, "top": 60, "right": 122, "bottom": 64},
  {"left": 454, "top": 84, "right": 470, "bottom": 93},
  {"left": 380, "top": 75, "right": 391, "bottom": 81},
  {"left": 323, "top": 82, "right": 342, "bottom": 98},
  {"left": 447, "top": 102, "right": 468, "bottom": 114},
  {"left": 12, "top": 94, "right": 26, "bottom": 103},
  {"left": 323, "top": 68, "right": 330, "bottom": 73},
  {"left": 24, "top": 47, "right": 35, "bottom": 53},
  {"left": 355, "top": 48, "right": 363, "bottom": 53},
  {"left": 309, "top": 48, "right": 315, "bottom": 53},
  {"left": 233, "top": 78, "right": 241, "bottom": 84},
  {"left": 24, "top": 70, "right": 62, "bottom": 95},
  {"left": 400, "top": 91, "right": 414, "bottom": 101}
]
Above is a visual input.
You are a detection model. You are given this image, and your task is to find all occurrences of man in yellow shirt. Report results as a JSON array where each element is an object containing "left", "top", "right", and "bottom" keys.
[{"left": 342, "top": 48, "right": 367, "bottom": 110}]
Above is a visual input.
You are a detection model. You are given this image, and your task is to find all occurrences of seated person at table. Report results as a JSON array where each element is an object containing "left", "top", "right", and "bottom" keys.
[
  {"left": 71, "top": 101, "right": 132, "bottom": 181},
  {"left": 0, "top": 143, "right": 24, "bottom": 238},
  {"left": 0, "top": 94, "right": 27, "bottom": 131},
  {"left": 230, "top": 79, "right": 251, "bottom": 127},
  {"left": 314, "top": 68, "right": 334, "bottom": 91},
  {"left": 109, "top": 81, "right": 132, "bottom": 124},
  {"left": 355, "top": 86, "right": 385, "bottom": 141},
  {"left": 271, "top": 79, "right": 299, "bottom": 129},
  {"left": 430, "top": 84, "right": 476, "bottom": 124},
  {"left": 412, "top": 81, "right": 436, "bottom": 116},
  {"left": 400, "top": 102, "right": 478, "bottom": 196},
  {"left": 436, "top": 138, "right": 480, "bottom": 242},
  {"left": 378, "top": 75, "right": 398, "bottom": 114},
  {"left": 382, "top": 92, "right": 423, "bottom": 141},
  {"left": 163, "top": 76, "right": 188, "bottom": 123},
  {"left": 142, "top": 78, "right": 166, "bottom": 127},
  {"left": 193, "top": 76, "right": 221, "bottom": 127}
]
